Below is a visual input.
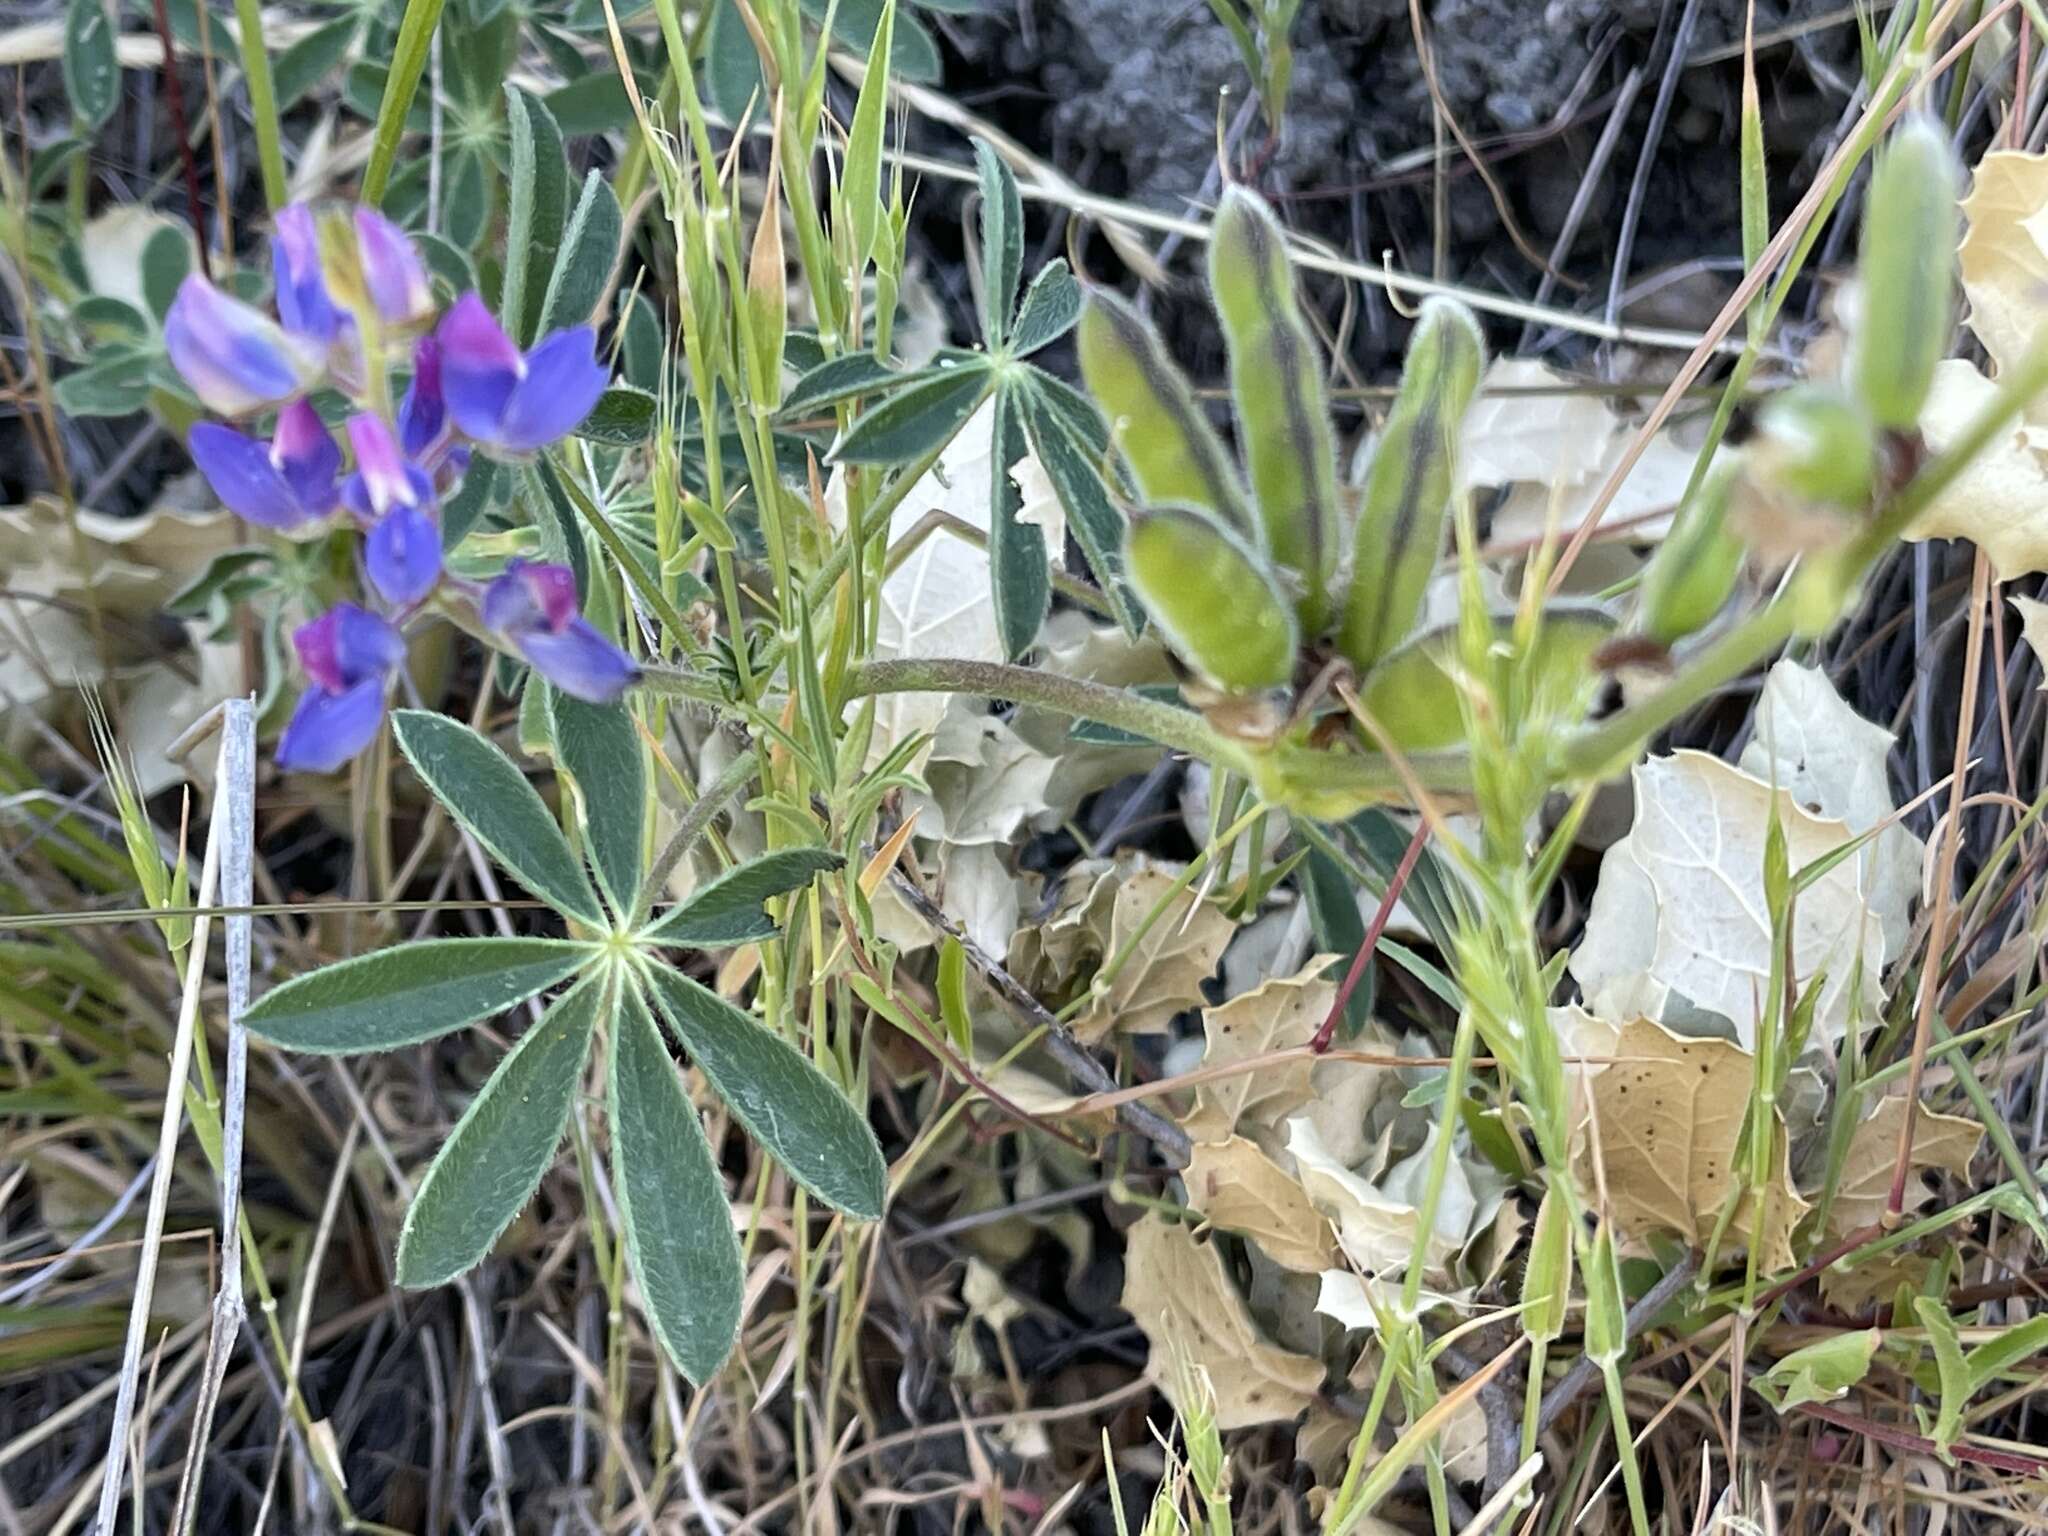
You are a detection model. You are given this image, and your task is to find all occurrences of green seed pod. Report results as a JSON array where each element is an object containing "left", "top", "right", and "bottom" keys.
[
  {"left": 1640, "top": 460, "right": 1744, "bottom": 645},
  {"left": 1521, "top": 1188, "right": 1575, "bottom": 1346},
  {"left": 1581, "top": 1224, "right": 1625, "bottom": 1367},
  {"left": 1337, "top": 298, "right": 1486, "bottom": 675},
  {"left": 1750, "top": 384, "right": 1879, "bottom": 508},
  {"left": 1209, "top": 187, "right": 1342, "bottom": 633},
  {"left": 1126, "top": 504, "right": 1298, "bottom": 693},
  {"left": 1355, "top": 606, "right": 1611, "bottom": 753},
  {"left": 1076, "top": 292, "right": 1254, "bottom": 531},
  {"left": 1851, "top": 114, "right": 1960, "bottom": 431}
]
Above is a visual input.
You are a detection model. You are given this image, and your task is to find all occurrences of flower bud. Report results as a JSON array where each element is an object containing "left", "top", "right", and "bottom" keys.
[
  {"left": 1850, "top": 115, "right": 1959, "bottom": 430},
  {"left": 1640, "top": 461, "right": 1744, "bottom": 644},
  {"left": 1749, "top": 385, "right": 1878, "bottom": 508},
  {"left": 1125, "top": 504, "right": 1297, "bottom": 693}
]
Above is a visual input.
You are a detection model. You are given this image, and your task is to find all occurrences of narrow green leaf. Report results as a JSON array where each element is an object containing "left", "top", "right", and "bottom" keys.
[
  {"left": 842, "top": 0, "right": 896, "bottom": 267},
  {"left": 64, "top": 0, "right": 118, "bottom": 130},
  {"left": 539, "top": 170, "right": 622, "bottom": 335},
  {"left": 1076, "top": 291, "right": 1252, "bottom": 529},
  {"left": 831, "top": 361, "right": 991, "bottom": 465},
  {"left": 988, "top": 385, "right": 1050, "bottom": 660},
  {"left": 1913, "top": 1297, "right": 1969, "bottom": 1457},
  {"left": 642, "top": 965, "right": 886, "bottom": 1219},
  {"left": 362, "top": 0, "right": 447, "bottom": 204},
  {"left": 243, "top": 938, "right": 592, "bottom": 1053},
  {"left": 1009, "top": 260, "right": 1082, "bottom": 356},
  {"left": 395, "top": 974, "right": 603, "bottom": 1286},
  {"left": 1336, "top": 296, "right": 1484, "bottom": 674},
  {"left": 392, "top": 710, "right": 605, "bottom": 926},
  {"left": 502, "top": 86, "right": 569, "bottom": 344},
  {"left": 1301, "top": 845, "right": 1370, "bottom": 1034},
  {"left": 1127, "top": 504, "right": 1296, "bottom": 692},
  {"left": 611, "top": 983, "right": 744, "bottom": 1384},
  {"left": 1209, "top": 187, "right": 1341, "bottom": 632},
  {"left": 972, "top": 138, "right": 1024, "bottom": 347},
  {"left": 1966, "top": 1312, "right": 2048, "bottom": 1390},
  {"left": 1019, "top": 381, "right": 1143, "bottom": 635},
  {"left": 647, "top": 847, "right": 844, "bottom": 947},
  {"left": 548, "top": 690, "right": 644, "bottom": 918},
  {"left": 781, "top": 355, "right": 931, "bottom": 418}
]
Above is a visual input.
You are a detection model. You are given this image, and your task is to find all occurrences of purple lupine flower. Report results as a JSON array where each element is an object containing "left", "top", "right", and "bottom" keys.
[
  {"left": 275, "top": 204, "right": 435, "bottom": 344},
  {"left": 437, "top": 293, "right": 608, "bottom": 455},
  {"left": 272, "top": 205, "right": 343, "bottom": 344},
  {"left": 275, "top": 604, "right": 407, "bottom": 773},
  {"left": 353, "top": 207, "right": 435, "bottom": 329},
  {"left": 186, "top": 399, "right": 342, "bottom": 530},
  {"left": 165, "top": 275, "right": 325, "bottom": 417},
  {"left": 482, "top": 560, "right": 639, "bottom": 702},
  {"left": 343, "top": 414, "right": 442, "bottom": 607}
]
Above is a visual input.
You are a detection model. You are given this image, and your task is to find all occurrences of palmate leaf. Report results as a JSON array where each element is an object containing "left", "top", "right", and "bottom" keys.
[
  {"left": 243, "top": 938, "right": 594, "bottom": 1053},
  {"left": 396, "top": 974, "right": 605, "bottom": 1286},
  {"left": 646, "top": 848, "right": 844, "bottom": 947},
  {"left": 392, "top": 709, "right": 605, "bottom": 927},
  {"left": 548, "top": 689, "right": 644, "bottom": 919},
  {"left": 641, "top": 964, "right": 886, "bottom": 1221},
  {"left": 611, "top": 983, "right": 744, "bottom": 1384}
]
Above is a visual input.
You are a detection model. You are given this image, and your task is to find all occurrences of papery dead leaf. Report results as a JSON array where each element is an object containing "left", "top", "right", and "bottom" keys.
[
  {"left": 1575, "top": 1017, "right": 1808, "bottom": 1269},
  {"left": 2013, "top": 594, "right": 2048, "bottom": 682},
  {"left": 1186, "top": 1136, "right": 1338, "bottom": 1273},
  {"left": 1287, "top": 1115, "right": 1452, "bottom": 1280},
  {"left": 1121, "top": 1215, "right": 1324, "bottom": 1430},
  {"left": 1070, "top": 860, "right": 1235, "bottom": 1044},
  {"left": 1182, "top": 956, "right": 1340, "bottom": 1143},
  {"left": 1571, "top": 751, "right": 1896, "bottom": 1049},
  {"left": 1459, "top": 359, "right": 1616, "bottom": 491},
  {"left": 911, "top": 707, "right": 1058, "bottom": 846},
  {"left": 1823, "top": 1093, "right": 1982, "bottom": 1243},
  {"left": 1956, "top": 149, "right": 2048, "bottom": 377},
  {"left": 1907, "top": 360, "right": 2048, "bottom": 579}
]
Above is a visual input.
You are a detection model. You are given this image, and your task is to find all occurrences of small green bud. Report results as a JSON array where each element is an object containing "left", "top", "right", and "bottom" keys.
[
  {"left": 1337, "top": 298, "right": 1486, "bottom": 675},
  {"left": 1750, "top": 385, "right": 1879, "bottom": 507},
  {"left": 1582, "top": 1224, "right": 1625, "bottom": 1366},
  {"left": 1355, "top": 606, "right": 1611, "bottom": 753},
  {"left": 1640, "top": 461, "right": 1744, "bottom": 644},
  {"left": 1851, "top": 115, "right": 1960, "bottom": 430},
  {"left": 1126, "top": 504, "right": 1298, "bottom": 693},
  {"left": 1521, "top": 1189, "right": 1575, "bottom": 1346}
]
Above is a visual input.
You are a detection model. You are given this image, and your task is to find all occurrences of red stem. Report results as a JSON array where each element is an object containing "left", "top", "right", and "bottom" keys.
[
  {"left": 1310, "top": 818, "right": 1430, "bottom": 1054},
  {"left": 147, "top": 0, "right": 213, "bottom": 280}
]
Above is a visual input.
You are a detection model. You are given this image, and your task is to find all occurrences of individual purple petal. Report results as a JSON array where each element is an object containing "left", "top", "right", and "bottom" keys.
[
  {"left": 355, "top": 208, "right": 435, "bottom": 327},
  {"left": 366, "top": 504, "right": 442, "bottom": 606},
  {"left": 494, "top": 327, "right": 608, "bottom": 451},
  {"left": 517, "top": 618, "right": 639, "bottom": 703},
  {"left": 275, "top": 679, "right": 389, "bottom": 773},
  {"left": 270, "top": 399, "right": 342, "bottom": 516},
  {"left": 273, "top": 205, "right": 341, "bottom": 344},
  {"left": 398, "top": 336, "right": 447, "bottom": 460},
  {"left": 293, "top": 603, "right": 405, "bottom": 692},
  {"left": 165, "top": 275, "right": 323, "bottom": 416},
  {"left": 345, "top": 413, "right": 420, "bottom": 517},
  {"left": 188, "top": 422, "right": 305, "bottom": 529},
  {"left": 481, "top": 559, "right": 578, "bottom": 633},
  {"left": 437, "top": 293, "right": 523, "bottom": 440}
]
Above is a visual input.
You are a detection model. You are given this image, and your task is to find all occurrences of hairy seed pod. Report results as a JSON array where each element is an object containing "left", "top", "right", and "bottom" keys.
[
  {"left": 1640, "top": 461, "right": 1744, "bottom": 644},
  {"left": 1521, "top": 1188, "right": 1575, "bottom": 1346},
  {"left": 1125, "top": 504, "right": 1297, "bottom": 692},
  {"left": 1076, "top": 292, "right": 1254, "bottom": 530},
  {"left": 1851, "top": 115, "right": 1960, "bottom": 431},
  {"left": 1750, "top": 384, "right": 1879, "bottom": 507},
  {"left": 1209, "top": 187, "right": 1342, "bottom": 632},
  {"left": 1355, "top": 606, "right": 1611, "bottom": 753},
  {"left": 1337, "top": 298, "right": 1486, "bottom": 675}
]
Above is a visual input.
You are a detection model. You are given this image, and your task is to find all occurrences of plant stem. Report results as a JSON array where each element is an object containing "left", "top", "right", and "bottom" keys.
[{"left": 230, "top": 0, "right": 287, "bottom": 210}]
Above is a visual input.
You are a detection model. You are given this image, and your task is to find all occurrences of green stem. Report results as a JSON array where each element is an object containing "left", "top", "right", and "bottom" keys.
[
  {"left": 231, "top": 0, "right": 287, "bottom": 210},
  {"left": 361, "top": 0, "right": 446, "bottom": 204}
]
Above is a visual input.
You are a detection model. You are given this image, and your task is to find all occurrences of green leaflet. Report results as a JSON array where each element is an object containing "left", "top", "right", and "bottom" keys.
[
  {"left": 501, "top": 86, "right": 568, "bottom": 345},
  {"left": 842, "top": 0, "right": 896, "bottom": 268},
  {"left": 832, "top": 361, "right": 992, "bottom": 464},
  {"left": 1356, "top": 607, "right": 1611, "bottom": 754},
  {"left": 1209, "top": 188, "right": 1341, "bottom": 632},
  {"left": 973, "top": 138, "right": 1023, "bottom": 348},
  {"left": 1852, "top": 115, "right": 1959, "bottom": 430},
  {"left": 539, "top": 170, "right": 623, "bottom": 335},
  {"left": 1125, "top": 504, "right": 1296, "bottom": 692},
  {"left": 395, "top": 974, "right": 604, "bottom": 1287},
  {"left": 548, "top": 690, "right": 644, "bottom": 919},
  {"left": 987, "top": 383, "right": 1051, "bottom": 659},
  {"left": 611, "top": 983, "right": 745, "bottom": 1384},
  {"left": 242, "top": 938, "right": 593, "bottom": 1054},
  {"left": 1337, "top": 297, "right": 1484, "bottom": 674},
  {"left": 641, "top": 964, "right": 887, "bottom": 1220},
  {"left": 64, "top": 0, "right": 119, "bottom": 129},
  {"left": 1076, "top": 291, "right": 1253, "bottom": 530},
  {"left": 1009, "top": 260, "right": 1083, "bottom": 356},
  {"left": 647, "top": 847, "right": 845, "bottom": 947},
  {"left": 392, "top": 710, "right": 605, "bottom": 927}
]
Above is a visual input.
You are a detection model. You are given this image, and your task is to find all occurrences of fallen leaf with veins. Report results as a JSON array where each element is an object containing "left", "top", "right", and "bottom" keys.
[
  {"left": 1121, "top": 1214, "right": 1324, "bottom": 1430},
  {"left": 1823, "top": 1093, "right": 1982, "bottom": 1243},
  {"left": 1182, "top": 956, "right": 1341, "bottom": 1143},
  {"left": 1575, "top": 1016, "right": 1808, "bottom": 1270},
  {"left": 1185, "top": 1136, "right": 1338, "bottom": 1273},
  {"left": 1287, "top": 1116, "right": 1458, "bottom": 1281},
  {"left": 1069, "top": 860, "right": 1235, "bottom": 1043}
]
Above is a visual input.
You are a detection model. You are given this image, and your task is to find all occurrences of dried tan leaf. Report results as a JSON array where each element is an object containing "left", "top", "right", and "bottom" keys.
[
  {"left": 1576, "top": 1017, "right": 1809, "bottom": 1270},
  {"left": 1287, "top": 1116, "right": 1450, "bottom": 1278},
  {"left": 1070, "top": 860, "right": 1235, "bottom": 1043},
  {"left": 2013, "top": 595, "right": 2048, "bottom": 683},
  {"left": 1121, "top": 1214, "right": 1324, "bottom": 1430},
  {"left": 1823, "top": 1093, "right": 1982, "bottom": 1243},
  {"left": 1182, "top": 956, "right": 1339, "bottom": 1142},
  {"left": 1907, "top": 359, "right": 2048, "bottom": 579},
  {"left": 1956, "top": 149, "right": 2048, "bottom": 377},
  {"left": 1185, "top": 1136, "right": 1338, "bottom": 1273}
]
